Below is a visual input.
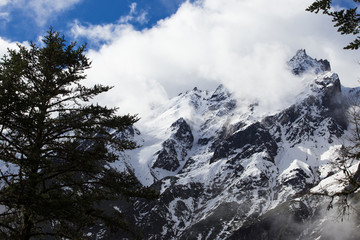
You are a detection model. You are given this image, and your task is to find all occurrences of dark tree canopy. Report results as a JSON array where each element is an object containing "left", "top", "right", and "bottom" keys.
[
  {"left": 307, "top": 0, "right": 360, "bottom": 49},
  {"left": 0, "top": 28, "right": 157, "bottom": 239}
]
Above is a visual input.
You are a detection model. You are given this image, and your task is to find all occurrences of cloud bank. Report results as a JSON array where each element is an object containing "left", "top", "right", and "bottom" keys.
[
  {"left": 0, "top": 37, "right": 23, "bottom": 57},
  {"left": 2, "top": 0, "right": 360, "bottom": 122},
  {"left": 70, "top": 0, "right": 360, "bottom": 119}
]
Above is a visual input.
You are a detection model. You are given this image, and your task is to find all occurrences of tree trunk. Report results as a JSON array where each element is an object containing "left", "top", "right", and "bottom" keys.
[{"left": 20, "top": 212, "right": 32, "bottom": 240}]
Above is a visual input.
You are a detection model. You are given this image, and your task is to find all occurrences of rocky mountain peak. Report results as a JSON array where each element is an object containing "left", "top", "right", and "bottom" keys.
[
  {"left": 209, "top": 84, "right": 230, "bottom": 102},
  {"left": 288, "top": 49, "right": 331, "bottom": 75},
  {"left": 106, "top": 50, "right": 359, "bottom": 240}
]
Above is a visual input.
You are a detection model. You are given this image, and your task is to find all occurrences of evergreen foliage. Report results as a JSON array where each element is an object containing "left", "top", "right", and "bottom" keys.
[
  {"left": 307, "top": 0, "right": 360, "bottom": 49},
  {"left": 0, "top": 28, "right": 157, "bottom": 239}
]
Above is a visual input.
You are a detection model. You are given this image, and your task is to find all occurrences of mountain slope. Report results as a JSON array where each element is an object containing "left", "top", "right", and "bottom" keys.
[{"left": 110, "top": 49, "right": 359, "bottom": 239}]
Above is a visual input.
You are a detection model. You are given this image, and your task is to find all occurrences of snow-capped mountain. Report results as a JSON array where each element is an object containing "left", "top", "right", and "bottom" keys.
[{"left": 108, "top": 50, "right": 360, "bottom": 239}]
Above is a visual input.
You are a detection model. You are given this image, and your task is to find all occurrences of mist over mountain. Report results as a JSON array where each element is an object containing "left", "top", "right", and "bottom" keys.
[{"left": 100, "top": 50, "right": 360, "bottom": 239}]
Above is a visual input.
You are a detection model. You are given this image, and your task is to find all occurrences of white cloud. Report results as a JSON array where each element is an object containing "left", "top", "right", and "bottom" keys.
[
  {"left": 0, "top": 36, "right": 28, "bottom": 58},
  {"left": 0, "top": 12, "right": 9, "bottom": 22},
  {"left": 70, "top": 20, "right": 134, "bottom": 44},
  {"left": 118, "top": 2, "right": 148, "bottom": 25},
  {"left": 0, "top": 37, "right": 12, "bottom": 56},
  {"left": 0, "top": 0, "right": 15, "bottom": 23},
  {"left": 72, "top": 0, "right": 360, "bottom": 120},
  {"left": 70, "top": 3, "right": 148, "bottom": 45},
  {"left": 28, "top": 0, "right": 82, "bottom": 26},
  {"left": 0, "top": 0, "right": 11, "bottom": 8},
  {"left": 0, "top": 0, "right": 82, "bottom": 26},
  {"left": 0, "top": 0, "right": 358, "bottom": 121}
]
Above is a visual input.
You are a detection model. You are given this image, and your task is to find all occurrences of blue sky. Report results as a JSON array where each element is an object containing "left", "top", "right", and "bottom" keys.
[
  {"left": 0, "top": 0, "right": 352, "bottom": 44},
  {"left": 0, "top": 0, "right": 189, "bottom": 45},
  {"left": 0, "top": 0, "right": 359, "bottom": 119}
]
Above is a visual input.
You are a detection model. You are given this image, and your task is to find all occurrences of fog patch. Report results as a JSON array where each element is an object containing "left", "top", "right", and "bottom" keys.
[{"left": 302, "top": 196, "right": 360, "bottom": 240}]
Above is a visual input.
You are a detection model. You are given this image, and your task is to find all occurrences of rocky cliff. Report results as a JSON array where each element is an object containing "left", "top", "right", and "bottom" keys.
[{"left": 106, "top": 50, "right": 360, "bottom": 239}]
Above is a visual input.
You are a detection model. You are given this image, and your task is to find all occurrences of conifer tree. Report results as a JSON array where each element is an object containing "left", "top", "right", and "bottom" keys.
[
  {"left": 307, "top": 0, "right": 360, "bottom": 49},
  {"left": 0, "top": 28, "right": 157, "bottom": 239}
]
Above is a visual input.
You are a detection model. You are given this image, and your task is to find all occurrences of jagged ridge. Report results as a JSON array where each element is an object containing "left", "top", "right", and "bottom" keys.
[{"left": 104, "top": 50, "right": 359, "bottom": 240}]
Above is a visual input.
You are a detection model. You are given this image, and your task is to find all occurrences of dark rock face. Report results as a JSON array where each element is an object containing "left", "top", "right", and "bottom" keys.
[
  {"left": 103, "top": 50, "right": 356, "bottom": 240},
  {"left": 228, "top": 201, "right": 312, "bottom": 240},
  {"left": 263, "top": 71, "right": 345, "bottom": 147},
  {"left": 134, "top": 180, "right": 206, "bottom": 240},
  {"left": 316, "top": 74, "right": 347, "bottom": 129},
  {"left": 153, "top": 139, "right": 181, "bottom": 171},
  {"left": 211, "top": 122, "right": 278, "bottom": 164},
  {"left": 152, "top": 118, "right": 194, "bottom": 171},
  {"left": 208, "top": 84, "right": 237, "bottom": 114},
  {"left": 171, "top": 118, "right": 194, "bottom": 146},
  {"left": 181, "top": 201, "right": 245, "bottom": 240},
  {"left": 281, "top": 167, "right": 313, "bottom": 194},
  {"left": 209, "top": 84, "right": 231, "bottom": 103}
]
